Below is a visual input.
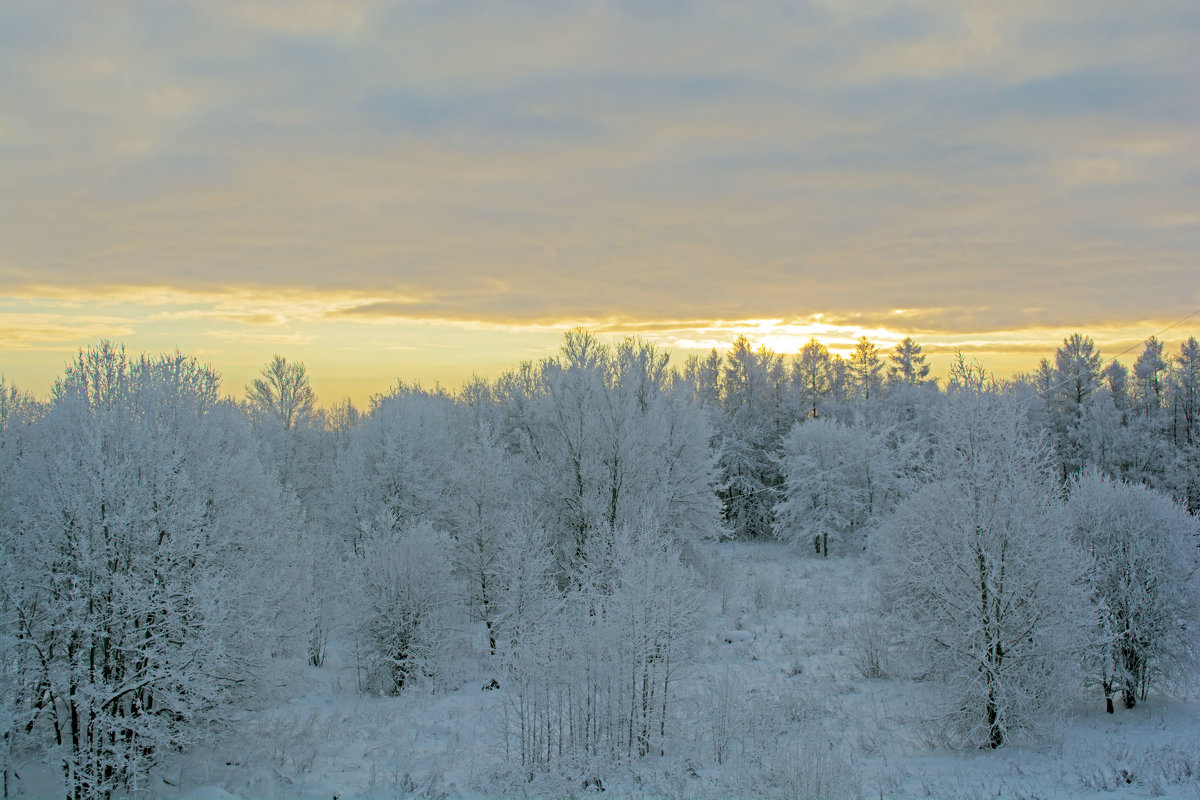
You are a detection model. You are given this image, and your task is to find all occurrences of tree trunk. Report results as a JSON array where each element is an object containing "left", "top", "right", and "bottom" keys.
[{"left": 986, "top": 687, "right": 1002, "bottom": 749}]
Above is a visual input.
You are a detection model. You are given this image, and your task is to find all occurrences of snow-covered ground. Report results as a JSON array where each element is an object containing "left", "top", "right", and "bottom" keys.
[{"left": 14, "top": 541, "right": 1198, "bottom": 799}]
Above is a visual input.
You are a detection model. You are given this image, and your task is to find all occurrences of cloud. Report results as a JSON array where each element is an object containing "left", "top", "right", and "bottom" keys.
[
  {"left": 205, "top": 329, "right": 315, "bottom": 345},
  {"left": 1, "top": 0, "right": 1197, "bottom": 379},
  {"left": 0, "top": 313, "right": 137, "bottom": 349}
]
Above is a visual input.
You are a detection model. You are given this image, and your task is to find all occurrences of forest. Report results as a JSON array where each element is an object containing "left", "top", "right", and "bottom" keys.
[{"left": 1, "top": 330, "right": 1198, "bottom": 799}]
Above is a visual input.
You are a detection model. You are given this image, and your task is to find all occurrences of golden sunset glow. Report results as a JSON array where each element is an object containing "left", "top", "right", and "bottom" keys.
[{"left": 2, "top": 3, "right": 1197, "bottom": 403}]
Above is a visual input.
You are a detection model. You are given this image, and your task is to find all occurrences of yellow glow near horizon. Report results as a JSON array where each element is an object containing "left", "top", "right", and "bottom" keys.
[{"left": 3, "top": 288, "right": 1195, "bottom": 408}]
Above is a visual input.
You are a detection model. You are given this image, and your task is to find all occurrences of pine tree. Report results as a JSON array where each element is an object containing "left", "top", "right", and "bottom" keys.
[
  {"left": 791, "top": 338, "right": 833, "bottom": 419},
  {"left": 850, "top": 336, "right": 886, "bottom": 403},
  {"left": 888, "top": 337, "right": 931, "bottom": 386}
]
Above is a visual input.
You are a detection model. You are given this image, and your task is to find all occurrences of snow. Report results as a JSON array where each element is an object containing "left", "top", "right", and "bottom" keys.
[{"left": 13, "top": 540, "right": 1194, "bottom": 799}]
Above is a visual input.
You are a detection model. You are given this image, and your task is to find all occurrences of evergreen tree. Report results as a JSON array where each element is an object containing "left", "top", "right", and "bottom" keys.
[
  {"left": 1133, "top": 336, "right": 1168, "bottom": 416},
  {"left": 888, "top": 337, "right": 931, "bottom": 386},
  {"left": 849, "top": 336, "right": 886, "bottom": 403},
  {"left": 1049, "top": 333, "right": 1104, "bottom": 482},
  {"left": 791, "top": 338, "right": 833, "bottom": 419},
  {"left": 718, "top": 336, "right": 788, "bottom": 539}
]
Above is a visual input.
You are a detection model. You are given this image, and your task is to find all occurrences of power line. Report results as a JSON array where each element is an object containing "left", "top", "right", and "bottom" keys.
[{"left": 1032, "top": 309, "right": 1199, "bottom": 404}]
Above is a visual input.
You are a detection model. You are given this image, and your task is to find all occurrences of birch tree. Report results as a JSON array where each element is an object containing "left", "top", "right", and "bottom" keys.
[
  {"left": 775, "top": 418, "right": 897, "bottom": 556},
  {"left": 877, "top": 387, "right": 1090, "bottom": 748},
  {"left": 1, "top": 344, "right": 302, "bottom": 799}
]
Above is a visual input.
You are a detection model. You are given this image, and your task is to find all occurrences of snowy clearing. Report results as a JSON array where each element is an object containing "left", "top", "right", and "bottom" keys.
[{"left": 13, "top": 541, "right": 1193, "bottom": 800}]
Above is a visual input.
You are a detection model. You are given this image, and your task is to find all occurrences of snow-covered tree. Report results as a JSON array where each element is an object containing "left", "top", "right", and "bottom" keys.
[
  {"left": 1067, "top": 471, "right": 1200, "bottom": 711},
  {"left": 446, "top": 422, "right": 517, "bottom": 654},
  {"left": 500, "top": 331, "right": 719, "bottom": 573},
  {"left": 849, "top": 336, "right": 886, "bottom": 404},
  {"left": 680, "top": 348, "right": 723, "bottom": 410},
  {"left": 1103, "top": 360, "right": 1130, "bottom": 411},
  {"left": 498, "top": 520, "right": 700, "bottom": 765},
  {"left": 1101, "top": 411, "right": 1176, "bottom": 495},
  {"left": 1132, "top": 336, "right": 1168, "bottom": 416},
  {"left": 877, "top": 386, "right": 1091, "bottom": 748},
  {"left": 244, "top": 356, "right": 349, "bottom": 669},
  {"left": 615, "top": 341, "right": 720, "bottom": 549},
  {"left": 0, "top": 377, "right": 36, "bottom": 796},
  {"left": 790, "top": 338, "right": 833, "bottom": 420},
  {"left": 1048, "top": 333, "right": 1104, "bottom": 482},
  {"left": 1, "top": 343, "right": 303, "bottom": 799},
  {"left": 775, "top": 418, "right": 897, "bottom": 556},
  {"left": 718, "top": 336, "right": 788, "bottom": 539},
  {"left": 244, "top": 354, "right": 331, "bottom": 517},
  {"left": 1055, "top": 333, "right": 1104, "bottom": 410},
  {"left": 888, "top": 337, "right": 931, "bottom": 387},
  {"left": 0, "top": 376, "right": 39, "bottom": 430},
  {"left": 593, "top": 523, "right": 701, "bottom": 758},
  {"left": 336, "top": 384, "right": 460, "bottom": 555},
  {"left": 245, "top": 353, "right": 316, "bottom": 431},
  {"left": 491, "top": 508, "right": 559, "bottom": 656},
  {"left": 1168, "top": 337, "right": 1200, "bottom": 511},
  {"left": 523, "top": 330, "right": 612, "bottom": 569},
  {"left": 299, "top": 397, "right": 361, "bottom": 667}
]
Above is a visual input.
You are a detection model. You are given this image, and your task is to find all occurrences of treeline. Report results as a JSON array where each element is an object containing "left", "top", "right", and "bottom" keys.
[
  {"left": 1, "top": 329, "right": 1198, "bottom": 798},
  {"left": 683, "top": 332, "right": 1200, "bottom": 543}
]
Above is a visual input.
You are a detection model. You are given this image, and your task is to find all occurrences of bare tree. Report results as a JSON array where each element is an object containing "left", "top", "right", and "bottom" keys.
[{"left": 246, "top": 354, "right": 316, "bottom": 431}]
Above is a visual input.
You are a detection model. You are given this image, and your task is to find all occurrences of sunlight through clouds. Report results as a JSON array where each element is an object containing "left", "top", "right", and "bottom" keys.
[{"left": 1, "top": 0, "right": 1197, "bottom": 401}]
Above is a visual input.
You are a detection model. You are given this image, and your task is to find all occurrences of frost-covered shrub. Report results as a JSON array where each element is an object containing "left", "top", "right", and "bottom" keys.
[
  {"left": 706, "top": 666, "right": 745, "bottom": 765},
  {"left": 498, "top": 522, "right": 701, "bottom": 765},
  {"left": 757, "top": 735, "right": 860, "bottom": 800},
  {"left": 1067, "top": 470, "right": 1200, "bottom": 709},
  {"left": 718, "top": 686, "right": 861, "bottom": 800},
  {"left": 699, "top": 551, "right": 735, "bottom": 615},
  {"left": 751, "top": 573, "right": 780, "bottom": 612},
  {"left": 849, "top": 614, "right": 891, "bottom": 679},
  {"left": 356, "top": 518, "right": 454, "bottom": 694}
]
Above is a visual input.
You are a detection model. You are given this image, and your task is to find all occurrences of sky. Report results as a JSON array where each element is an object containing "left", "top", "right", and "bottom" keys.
[{"left": 2, "top": 1, "right": 1198, "bottom": 406}]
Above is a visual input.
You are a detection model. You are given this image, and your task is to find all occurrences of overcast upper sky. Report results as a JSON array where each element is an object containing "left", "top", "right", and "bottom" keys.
[{"left": 2, "top": 1, "right": 1198, "bottom": 403}]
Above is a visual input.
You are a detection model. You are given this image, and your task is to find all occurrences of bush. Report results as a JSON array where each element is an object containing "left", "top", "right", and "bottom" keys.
[
  {"left": 849, "top": 615, "right": 890, "bottom": 679},
  {"left": 498, "top": 523, "right": 701, "bottom": 765},
  {"left": 356, "top": 518, "right": 454, "bottom": 694}
]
